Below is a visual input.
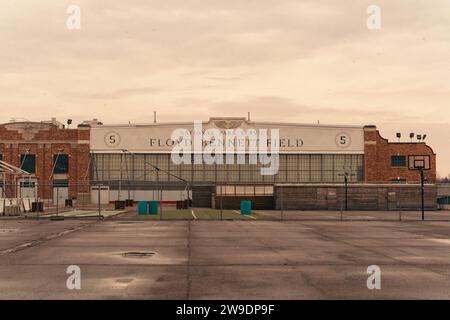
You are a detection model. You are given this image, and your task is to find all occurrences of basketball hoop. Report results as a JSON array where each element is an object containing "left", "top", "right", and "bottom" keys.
[
  {"left": 408, "top": 155, "right": 431, "bottom": 221},
  {"left": 408, "top": 155, "right": 430, "bottom": 171}
]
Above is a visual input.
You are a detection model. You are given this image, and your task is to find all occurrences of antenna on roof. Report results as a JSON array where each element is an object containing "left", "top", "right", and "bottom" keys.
[
  {"left": 154, "top": 111, "right": 157, "bottom": 123},
  {"left": 247, "top": 112, "right": 251, "bottom": 122}
]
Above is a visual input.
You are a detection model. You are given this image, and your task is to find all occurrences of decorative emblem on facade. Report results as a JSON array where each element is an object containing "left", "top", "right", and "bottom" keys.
[
  {"left": 4, "top": 123, "right": 50, "bottom": 141},
  {"left": 213, "top": 120, "right": 243, "bottom": 129},
  {"left": 21, "top": 124, "right": 38, "bottom": 140}
]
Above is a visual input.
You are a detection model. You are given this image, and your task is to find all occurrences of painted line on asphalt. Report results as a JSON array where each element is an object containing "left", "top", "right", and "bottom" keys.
[
  {"left": 233, "top": 210, "right": 257, "bottom": 219},
  {"left": 191, "top": 210, "right": 197, "bottom": 220}
]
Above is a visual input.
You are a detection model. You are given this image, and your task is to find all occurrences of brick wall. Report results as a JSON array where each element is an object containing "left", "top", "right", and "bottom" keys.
[
  {"left": 275, "top": 184, "right": 437, "bottom": 210},
  {"left": 0, "top": 122, "right": 90, "bottom": 200},
  {"left": 363, "top": 126, "right": 436, "bottom": 183}
]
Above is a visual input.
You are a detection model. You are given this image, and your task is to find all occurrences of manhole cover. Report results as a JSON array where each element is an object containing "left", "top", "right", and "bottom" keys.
[{"left": 120, "top": 251, "right": 155, "bottom": 258}]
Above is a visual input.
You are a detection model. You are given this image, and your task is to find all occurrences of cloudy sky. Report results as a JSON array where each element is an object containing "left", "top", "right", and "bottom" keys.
[{"left": 1, "top": 1, "right": 449, "bottom": 176}]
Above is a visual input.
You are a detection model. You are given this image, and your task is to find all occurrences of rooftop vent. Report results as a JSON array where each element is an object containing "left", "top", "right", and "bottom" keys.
[{"left": 78, "top": 118, "right": 103, "bottom": 127}]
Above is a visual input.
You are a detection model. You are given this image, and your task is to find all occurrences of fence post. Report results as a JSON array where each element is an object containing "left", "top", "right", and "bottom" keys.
[
  {"left": 220, "top": 187, "right": 223, "bottom": 221},
  {"left": 98, "top": 184, "right": 101, "bottom": 219},
  {"left": 280, "top": 186, "right": 284, "bottom": 221},
  {"left": 56, "top": 186, "right": 59, "bottom": 218},
  {"left": 160, "top": 185, "right": 163, "bottom": 220}
]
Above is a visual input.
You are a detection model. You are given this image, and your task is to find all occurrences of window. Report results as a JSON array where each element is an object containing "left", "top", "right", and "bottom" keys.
[
  {"left": 264, "top": 185, "right": 274, "bottom": 195},
  {"left": 244, "top": 185, "right": 255, "bottom": 195},
  {"left": 235, "top": 186, "right": 245, "bottom": 195},
  {"left": 0, "top": 154, "right": 3, "bottom": 161},
  {"left": 92, "top": 153, "right": 365, "bottom": 184},
  {"left": 20, "top": 154, "right": 36, "bottom": 173},
  {"left": 391, "top": 155, "right": 406, "bottom": 167},
  {"left": 53, "top": 154, "right": 69, "bottom": 174},
  {"left": 225, "top": 185, "right": 235, "bottom": 195},
  {"left": 217, "top": 184, "right": 273, "bottom": 196},
  {"left": 255, "top": 186, "right": 266, "bottom": 195}
]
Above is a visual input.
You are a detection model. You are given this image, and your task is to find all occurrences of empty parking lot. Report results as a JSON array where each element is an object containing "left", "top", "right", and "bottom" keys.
[{"left": 1, "top": 212, "right": 450, "bottom": 299}]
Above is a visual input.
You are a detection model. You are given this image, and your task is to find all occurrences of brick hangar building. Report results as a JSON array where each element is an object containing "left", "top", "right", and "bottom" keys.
[{"left": 0, "top": 117, "right": 437, "bottom": 210}]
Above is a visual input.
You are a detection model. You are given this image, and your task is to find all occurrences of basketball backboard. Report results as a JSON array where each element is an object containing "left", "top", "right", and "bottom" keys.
[{"left": 408, "top": 155, "right": 431, "bottom": 170}]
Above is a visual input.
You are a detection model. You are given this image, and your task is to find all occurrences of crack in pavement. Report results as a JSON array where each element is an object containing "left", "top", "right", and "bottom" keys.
[{"left": 0, "top": 222, "right": 98, "bottom": 256}]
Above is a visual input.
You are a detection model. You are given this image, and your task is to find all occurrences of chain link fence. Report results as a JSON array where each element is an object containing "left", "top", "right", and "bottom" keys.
[
  {"left": 0, "top": 180, "right": 447, "bottom": 221},
  {"left": 0, "top": 181, "right": 121, "bottom": 219}
]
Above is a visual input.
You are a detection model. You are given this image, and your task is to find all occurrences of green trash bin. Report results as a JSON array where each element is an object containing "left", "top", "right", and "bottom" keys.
[
  {"left": 138, "top": 201, "right": 148, "bottom": 215},
  {"left": 149, "top": 201, "right": 159, "bottom": 215},
  {"left": 240, "top": 200, "right": 252, "bottom": 215}
]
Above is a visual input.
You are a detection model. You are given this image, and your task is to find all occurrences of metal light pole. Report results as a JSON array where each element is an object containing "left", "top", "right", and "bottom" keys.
[
  {"left": 220, "top": 185, "right": 223, "bottom": 220},
  {"left": 344, "top": 175, "right": 348, "bottom": 211},
  {"left": 339, "top": 167, "right": 355, "bottom": 212},
  {"left": 118, "top": 153, "right": 122, "bottom": 202},
  {"left": 159, "top": 181, "right": 162, "bottom": 220},
  {"left": 98, "top": 184, "right": 101, "bottom": 219},
  {"left": 160, "top": 184, "right": 163, "bottom": 220}
]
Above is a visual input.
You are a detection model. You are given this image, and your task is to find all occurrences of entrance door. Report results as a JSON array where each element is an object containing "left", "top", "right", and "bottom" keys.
[
  {"left": 53, "top": 187, "right": 69, "bottom": 206},
  {"left": 18, "top": 179, "right": 37, "bottom": 212},
  {"left": 91, "top": 186, "right": 110, "bottom": 204},
  {"left": 53, "top": 180, "right": 69, "bottom": 206},
  {"left": 18, "top": 179, "right": 38, "bottom": 199}
]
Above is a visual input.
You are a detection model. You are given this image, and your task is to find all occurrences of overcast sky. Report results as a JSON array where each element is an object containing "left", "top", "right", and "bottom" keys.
[{"left": 0, "top": 1, "right": 449, "bottom": 176}]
